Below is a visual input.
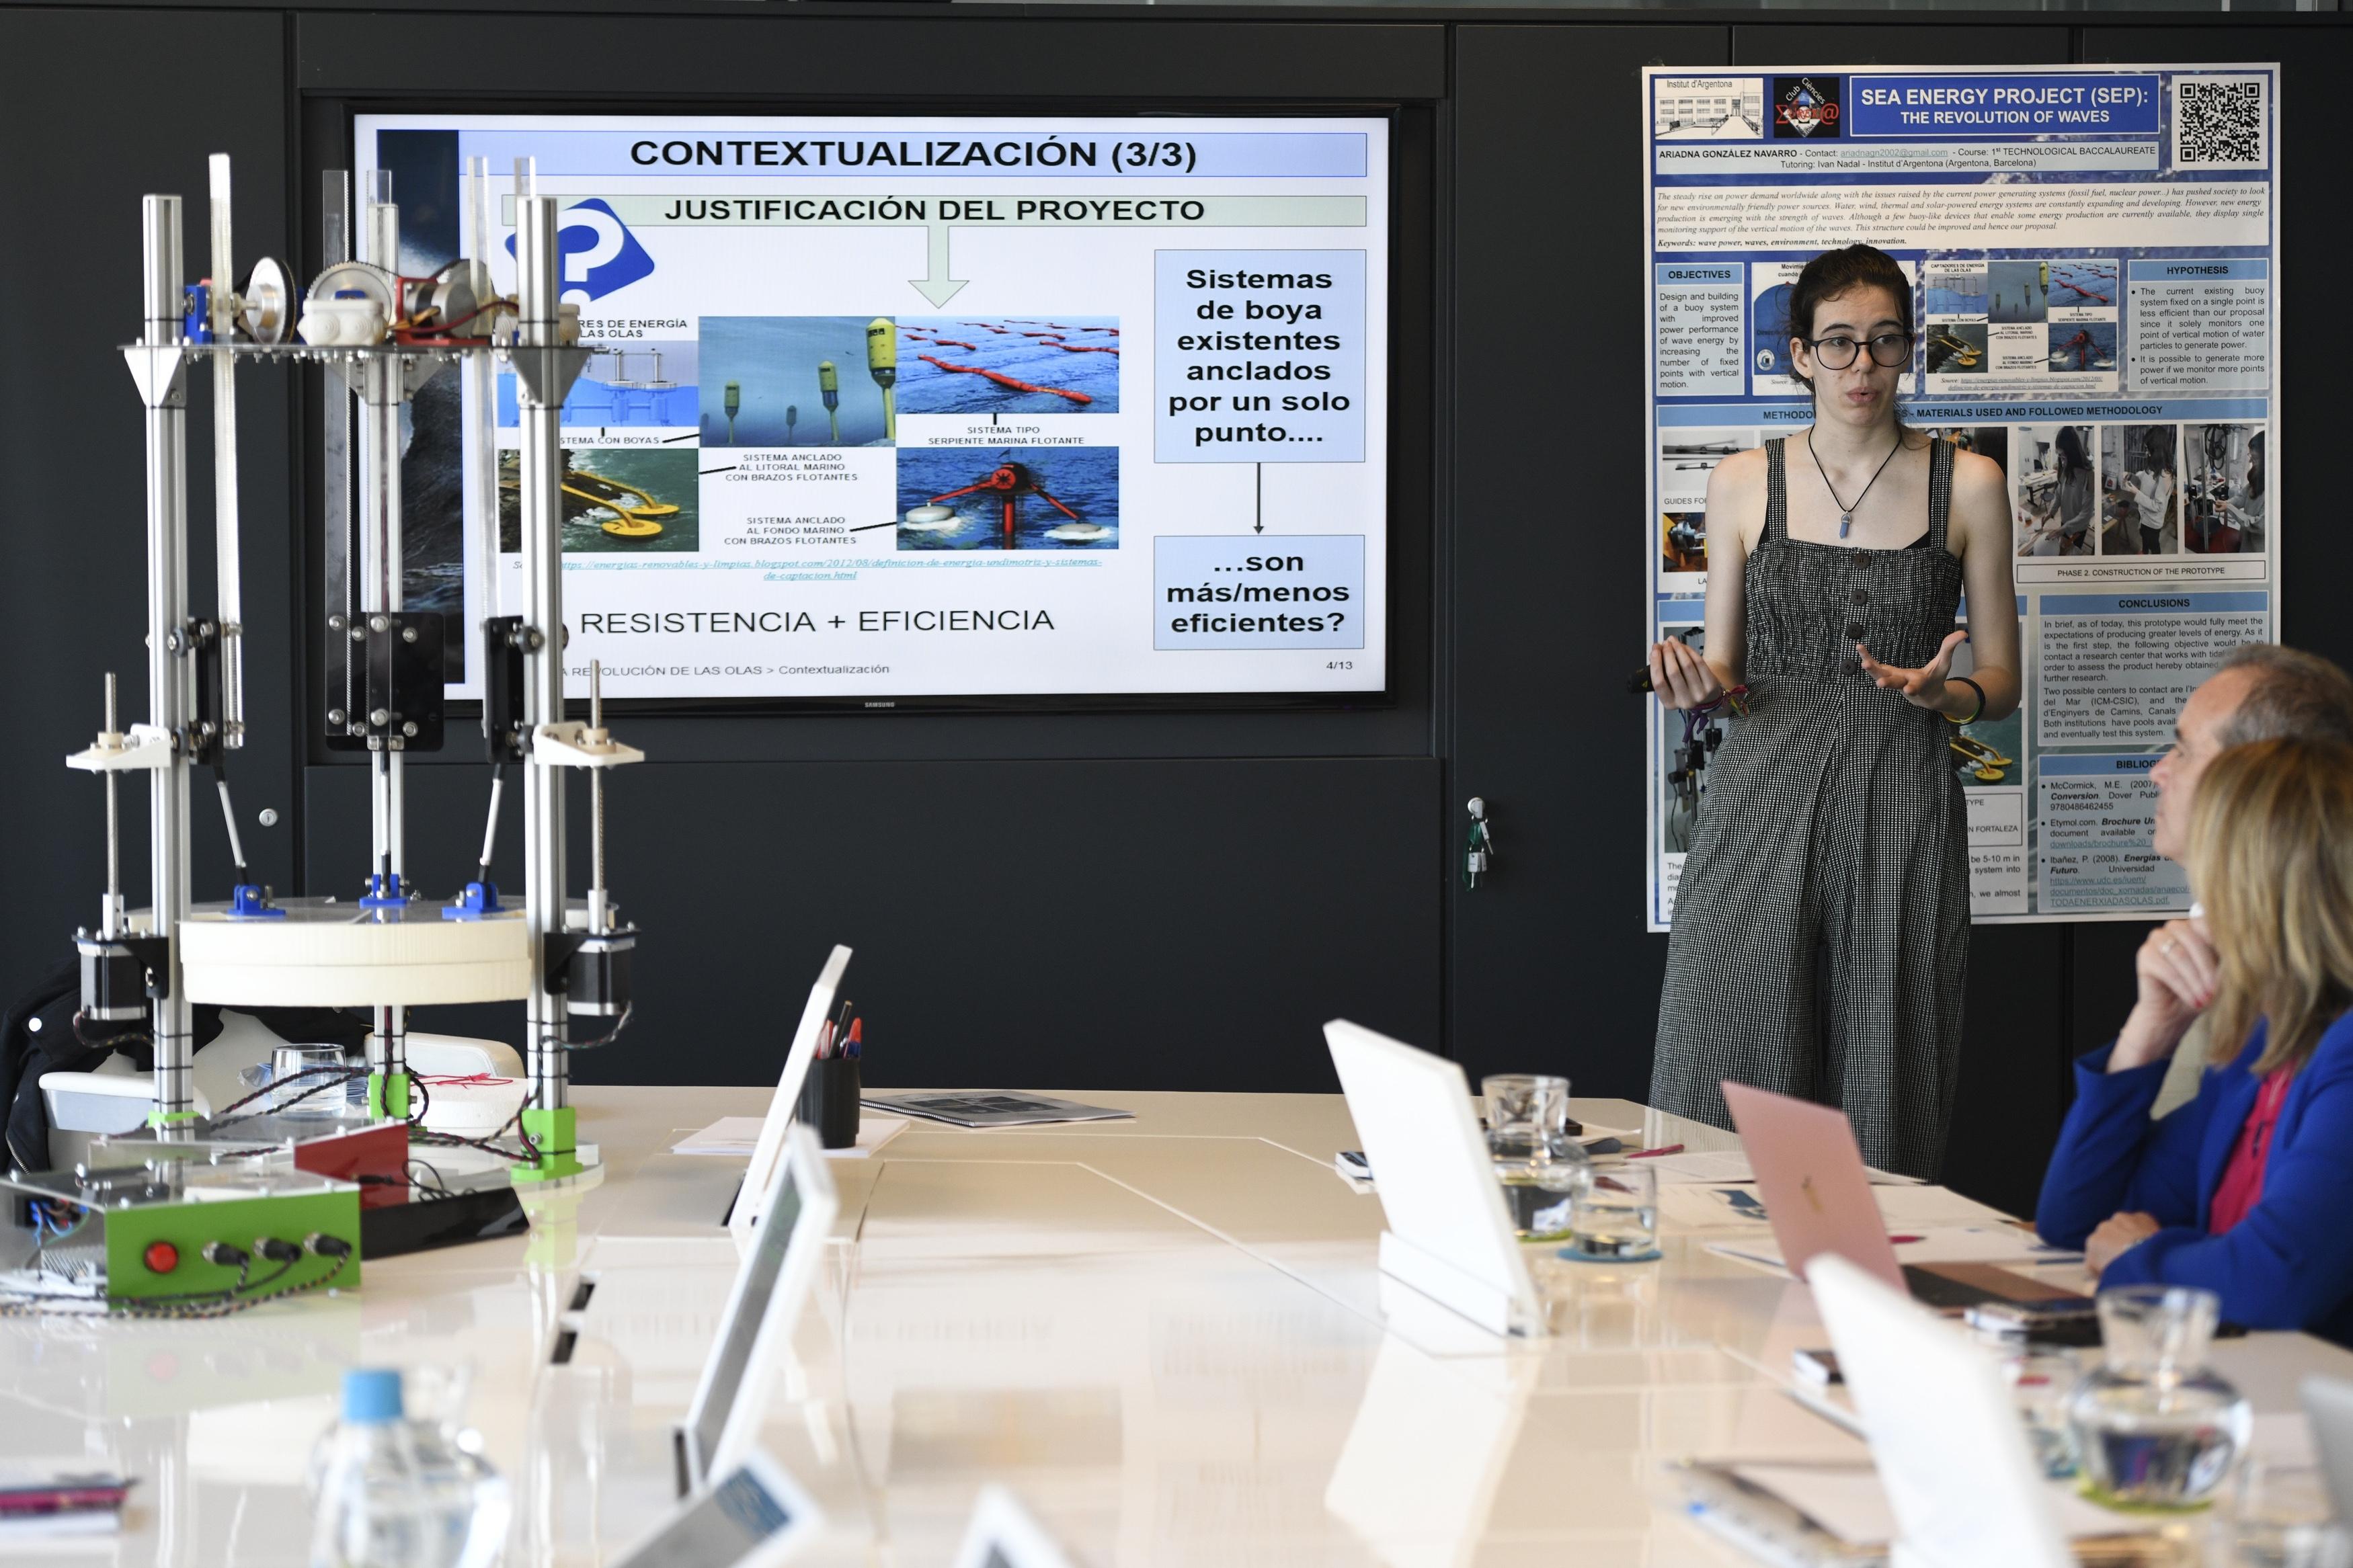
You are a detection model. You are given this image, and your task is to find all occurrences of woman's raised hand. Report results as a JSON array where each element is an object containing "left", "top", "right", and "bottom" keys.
[
  {"left": 2111, "top": 917, "right": 2217, "bottom": 1071},
  {"left": 1856, "top": 629, "right": 1968, "bottom": 711},
  {"left": 1648, "top": 638, "right": 1726, "bottom": 712}
]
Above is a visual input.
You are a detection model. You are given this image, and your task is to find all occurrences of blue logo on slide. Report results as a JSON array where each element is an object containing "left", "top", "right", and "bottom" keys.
[{"left": 505, "top": 199, "right": 653, "bottom": 302}]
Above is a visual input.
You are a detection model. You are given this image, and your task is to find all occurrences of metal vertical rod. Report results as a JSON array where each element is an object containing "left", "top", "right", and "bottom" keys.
[
  {"left": 208, "top": 153, "right": 244, "bottom": 749},
  {"left": 323, "top": 171, "right": 355, "bottom": 729},
  {"left": 102, "top": 673, "right": 124, "bottom": 939},
  {"left": 466, "top": 157, "right": 500, "bottom": 623},
  {"left": 588, "top": 661, "right": 606, "bottom": 934},
  {"left": 140, "top": 194, "right": 194, "bottom": 1124},
  {"left": 517, "top": 194, "right": 570, "bottom": 1112},
  {"left": 362, "top": 185, "right": 407, "bottom": 1098}
]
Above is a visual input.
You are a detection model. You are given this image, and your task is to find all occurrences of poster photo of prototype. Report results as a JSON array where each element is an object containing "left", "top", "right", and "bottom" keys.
[
  {"left": 2101, "top": 425, "right": 2181, "bottom": 555},
  {"left": 2183, "top": 423, "right": 2266, "bottom": 554},
  {"left": 2016, "top": 425, "right": 2096, "bottom": 557}
]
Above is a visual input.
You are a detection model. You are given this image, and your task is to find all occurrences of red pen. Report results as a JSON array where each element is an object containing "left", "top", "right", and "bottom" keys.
[
  {"left": 1888, "top": 1234, "right": 1926, "bottom": 1245},
  {"left": 1626, "top": 1143, "right": 1685, "bottom": 1159}
]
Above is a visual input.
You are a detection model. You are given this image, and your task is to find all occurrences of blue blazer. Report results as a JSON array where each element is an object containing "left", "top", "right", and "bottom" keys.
[{"left": 2036, "top": 1007, "right": 2353, "bottom": 1347}]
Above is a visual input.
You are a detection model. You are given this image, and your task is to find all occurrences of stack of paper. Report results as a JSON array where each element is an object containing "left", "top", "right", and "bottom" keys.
[
  {"left": 1706, "top": 1225, "right": 2083, "bottom": 1276},
  {"left": 670, "top": 1115, "right": 910, "bottom": 1159},
  {"left": 1714, "top": 1460, "right": 2144, "bottom": 1549}
]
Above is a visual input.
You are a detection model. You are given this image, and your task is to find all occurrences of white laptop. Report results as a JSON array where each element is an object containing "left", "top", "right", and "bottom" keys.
[
  {"left": 2304, "top": 1375, "right": 2353, "bottom": 1523},
  {"left": 608, "top": 1446, "right": 821, "bottom": 1568},
  {"left": 679, "top": 1122, "right": 840, "bottom": 1497},
  {"left": 1807, "top": 1253, "right": 2073, "bottom": 1568},
  {"left": 1323, "top": 1020, "right": 1542, "bottom": 1337},
  {"left": 950, "top": 1485, "right": 1082, "bottom": 1568},
  {"left": 730, "top": 944, "right": 852, "bottom": 1235}
]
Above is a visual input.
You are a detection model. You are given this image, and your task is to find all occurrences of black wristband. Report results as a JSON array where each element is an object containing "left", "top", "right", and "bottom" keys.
[{"left": 1948, "top": 675, "right": 1986, "bottom": 725}]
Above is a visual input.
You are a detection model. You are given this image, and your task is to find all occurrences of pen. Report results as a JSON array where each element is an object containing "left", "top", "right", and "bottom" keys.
[
  {"left": 846, "top": 1018, "right": 862, "bottom": 1060},
  {"left": 1888, "top": 1235, "right": 1925, "bottom": 1245},
  {"left": 817, "top": 1022, "right": 833, "bottom": 1060},
  {"left": 1626, "top": 1143, "right": 1685, "bottom": 1159}
]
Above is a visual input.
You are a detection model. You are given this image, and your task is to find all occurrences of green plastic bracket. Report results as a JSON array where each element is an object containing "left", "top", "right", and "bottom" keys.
[
  {"left": 104, "top": 1187, "right": 362, "bottom": 1302},
  {"left": 512, "top": 1105, "right": 584, "bottom": 1184},
  {"left": 368, "top": 1071, "right": 411, "bottom": 1122},
  {"left": 146, "top": 1108, "right": 201, "bottom": 1128}
]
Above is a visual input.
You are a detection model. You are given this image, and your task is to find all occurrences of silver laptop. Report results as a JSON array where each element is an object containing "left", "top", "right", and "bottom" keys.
[
  {"left": 729, "top": 944, "right": 851, "bottom": 1233},
  {"left": 1323, "top": 1020, "right": 1542, "bottom": 1337},
  {"left": 678, "top": 1122, "right": 840, "bottom": 1497}
]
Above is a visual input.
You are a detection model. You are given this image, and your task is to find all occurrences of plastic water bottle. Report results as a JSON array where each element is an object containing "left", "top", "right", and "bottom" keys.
[{"left": 309, "top": 1368, "right": 508, "bottom": 1568}]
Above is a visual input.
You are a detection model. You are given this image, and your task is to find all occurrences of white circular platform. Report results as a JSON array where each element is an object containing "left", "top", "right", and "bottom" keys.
[{"left": 177, "top": 897, "right": 531, "bottom": 1007}]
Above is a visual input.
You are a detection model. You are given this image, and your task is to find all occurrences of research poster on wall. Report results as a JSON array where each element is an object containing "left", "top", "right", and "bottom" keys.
[
  {"left": 353, "top": 114, "right": 1390, "bottom": 704},
  {"left": 1642, "top": 65, "right": 2280, "bottom": 928}
]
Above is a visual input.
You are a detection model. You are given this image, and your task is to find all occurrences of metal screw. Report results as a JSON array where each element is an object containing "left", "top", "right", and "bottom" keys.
[
  {"left": 402, "top": 720, "right": 418, "bottom": 737},
  {"left": 327, "top": 708, "right": 346, "bottom": 726},
  {"left": 368, "top": 614, "right": 391, "bottom": 633},
  {"left": 369, "top": 708, "right": 391, "bottom": 727},
  {"left": 164, "top": 630, "right": 182, "bottom": 653},
  {"left": 401, "top": 626, "right": 418, "bottom": 644},
  {"left": 257, "top": 808, "right": 280, "bottom": 827},
  {"left": 350, "top": 626, "right": 365, "bottom": 643},
  {"left": 327, "top": 614, "right": 347, "bottom": 632},
  {"left": 526, "top": 628, "right": 545, "bottom": 651}
]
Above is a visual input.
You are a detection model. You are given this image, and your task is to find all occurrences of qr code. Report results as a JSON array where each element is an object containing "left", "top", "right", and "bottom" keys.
[{"left": 2173, "top": 75, "right": 2268, "bottom": 169}]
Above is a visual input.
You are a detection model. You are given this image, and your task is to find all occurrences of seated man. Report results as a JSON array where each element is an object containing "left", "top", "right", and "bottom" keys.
[
  {"left": 2141, "top": 645, "right": 2353, "bottom": 1116},
  {"left": 2037, "top": 736, "right": 2353, "bottom": 1343}
]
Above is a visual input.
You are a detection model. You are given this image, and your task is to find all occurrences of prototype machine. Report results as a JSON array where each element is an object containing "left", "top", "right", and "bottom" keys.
[{"left": 17, "top": 155, "right": 645, "bottom": 1311}]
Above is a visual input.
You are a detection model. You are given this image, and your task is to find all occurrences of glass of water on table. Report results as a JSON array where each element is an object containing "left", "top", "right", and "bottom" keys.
[
  {"left": 1483, "top": 1074, "right": 1587, "bottom": 1240},
  {"left": 1561, "top": 1163, "right": 1661, "bottom": 1262}
]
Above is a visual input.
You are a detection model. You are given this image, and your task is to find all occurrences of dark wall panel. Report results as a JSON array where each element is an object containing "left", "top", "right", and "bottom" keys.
[
  {"left": 1447, "top": 23, "right": 1724, "bottom": 1100},
  {"left": 296, "top": 13, "right": 1445, "bottom": 101},
  {"left": 2085, "top": 25, "right": 2351, "bottom": 680},
  {"left": 307, "top": 757, "right": 1442, "bottom": 1091},
  {"left": 0, "top": 9, "right": 295, "bottom": 1018}
]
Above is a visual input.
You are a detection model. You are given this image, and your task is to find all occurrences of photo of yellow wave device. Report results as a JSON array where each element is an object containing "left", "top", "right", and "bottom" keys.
[{"left": 500, "top": 450, "right": 678, "bottom": 540}]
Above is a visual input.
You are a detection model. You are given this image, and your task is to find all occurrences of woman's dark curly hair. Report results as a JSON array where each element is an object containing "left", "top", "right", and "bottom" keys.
[{"left": 1786, "top": 244, "right": 1915, "bottom": 393}]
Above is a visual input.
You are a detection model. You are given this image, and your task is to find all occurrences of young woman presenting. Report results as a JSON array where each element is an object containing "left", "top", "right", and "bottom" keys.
[{"left": 1646, "top": 244, "right": 2020, "bottom": 1180}]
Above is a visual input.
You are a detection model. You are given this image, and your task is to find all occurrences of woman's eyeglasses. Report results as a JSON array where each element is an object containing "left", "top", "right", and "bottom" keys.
[{"left": 1803, "top": 331, "right": 1914, "bottom": 370}]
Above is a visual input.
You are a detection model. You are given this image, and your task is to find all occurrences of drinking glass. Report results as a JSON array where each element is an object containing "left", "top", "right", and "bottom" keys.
[
  {"left": 1999, "top": 1347, "right": 2082, "bottom": 1479},
  {"left": 266, "top": 1044, "right": 349, "bottom": 1117},
  {"left": 2227, "top": 1457, "right": 2352, "bottom": 1568},
  {"left": 1564, "top": 1163, "right": 1659, "bottom": 1261},
  {"left": 1482, "top": 1074, "right": 1586, "bottom": 1239},
  {"left": 2066, "top": 1285, "right": 2252, "bottom": 1508}
]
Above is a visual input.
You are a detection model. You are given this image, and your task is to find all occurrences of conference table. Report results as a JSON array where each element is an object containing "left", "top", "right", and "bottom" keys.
[{"left": 11, "top": 1085, "right": 2350, "bottom": 1565}]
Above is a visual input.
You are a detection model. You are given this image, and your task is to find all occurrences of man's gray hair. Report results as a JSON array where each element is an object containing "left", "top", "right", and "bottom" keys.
[{"left": 2216, "top": 643, "right": 2353, "bottom": 749}]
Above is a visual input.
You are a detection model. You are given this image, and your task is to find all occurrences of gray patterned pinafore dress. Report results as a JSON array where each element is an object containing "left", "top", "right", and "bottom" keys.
[{"left": 1650, "top": 436, "right": 1970, "bottom": 1180}]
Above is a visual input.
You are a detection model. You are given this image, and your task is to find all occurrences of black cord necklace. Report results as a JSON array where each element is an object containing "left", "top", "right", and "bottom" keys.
[{"left": 1808, "top": 428, "right": 1904, "bottom": 540}]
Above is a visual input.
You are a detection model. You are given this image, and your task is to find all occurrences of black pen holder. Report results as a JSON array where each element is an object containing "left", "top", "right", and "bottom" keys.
[{"left": 797, "top": 1057, "right": 862, "bottom": 1150}]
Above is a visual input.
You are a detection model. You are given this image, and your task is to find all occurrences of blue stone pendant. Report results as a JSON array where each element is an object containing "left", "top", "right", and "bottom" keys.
[{"left": 1839, "top": 512, "right": 1853, "bottom": 538}]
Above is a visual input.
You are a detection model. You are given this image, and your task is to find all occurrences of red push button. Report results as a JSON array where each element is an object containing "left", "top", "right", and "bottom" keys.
[{"left": 144, "top": 1241, "right": 180, "bottom": 1274}]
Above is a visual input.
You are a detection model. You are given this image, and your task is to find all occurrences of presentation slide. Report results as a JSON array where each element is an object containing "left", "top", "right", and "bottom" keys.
[{"left": 355, "top": 114, "right": 1391, "bottom": 704}]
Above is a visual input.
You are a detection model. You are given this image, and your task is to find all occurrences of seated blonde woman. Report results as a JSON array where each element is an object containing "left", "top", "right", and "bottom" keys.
[{"left": 2036, "top": 735, "right": 2353, "bottom": 1343}]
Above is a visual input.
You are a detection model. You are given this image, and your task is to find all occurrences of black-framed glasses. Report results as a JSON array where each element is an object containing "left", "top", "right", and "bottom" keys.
[{"left": 1804, "top": 331, "right": 1913, "bottom": 370}]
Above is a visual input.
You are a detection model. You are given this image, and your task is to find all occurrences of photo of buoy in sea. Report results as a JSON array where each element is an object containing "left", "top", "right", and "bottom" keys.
[
  {"left": 699, "top": 317, "right": 897, "bottom": 446},
  {"left": 498, "top": 447, "right": 700, "bottom": 554},
  {"left": 894, "top": 317, "right": 1120, "bottom": 416},
  {"left": 895, "top": 447, "right": 1119, "bottom": 550}
]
